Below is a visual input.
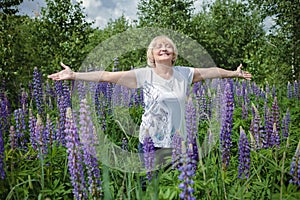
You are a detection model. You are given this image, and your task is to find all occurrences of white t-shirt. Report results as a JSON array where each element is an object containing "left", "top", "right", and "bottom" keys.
[{"left": 134, "top": 66, "right": 194, "bottom": 148}]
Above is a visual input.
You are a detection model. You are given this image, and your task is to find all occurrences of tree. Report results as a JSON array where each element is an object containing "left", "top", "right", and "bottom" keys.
[
  {"left": 137, "top": 0, "right": 195, "bottom": 33},
  {"left": 0, "top": 0, "right": 93, "bottom": 106},
  {"left": 35, "top": 0, "right": 93, "bottom": 74},
  {"left": 191, "top": 0, "right": 265, "bottom": 70},
  {"left": 0, "top": 0, "right": 33, "bottom": 104},
  {"left": 249, "top": 0, "right": 300, "bottom": 82},
  {"left": 0, "top": 0, "right": 24, "bottom": 14}
]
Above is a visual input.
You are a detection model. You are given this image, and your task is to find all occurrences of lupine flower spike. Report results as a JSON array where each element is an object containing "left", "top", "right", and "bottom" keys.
[
  {"left": 79, "top": 99, "right": 102, "bottom": 197},
  {"left": 178, "top": 144, "right": 196, "bottom": 200},
  {"left": 142, "top": 133, "right": 155, "bottom": 181},
  {"left": 0, "top": 122, "right": 5, "bottom": 179},
  {"left": 289, "top": 140, "right": 300, "bottom": 185},
  {"left": 171, "top": 130, "right": 183, "bottom": 169},
  {"left": 220, "top": 81, "right": 234, "bottom": 169},
  {"left": 238, "top": 127, "right": 251, "bottom": 179},
  {"left": 65, "top": 107, "right": 87, "bottom": 199}
]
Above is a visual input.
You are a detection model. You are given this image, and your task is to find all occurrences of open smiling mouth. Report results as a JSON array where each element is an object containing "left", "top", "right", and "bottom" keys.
[{"left": 159, "top": 52, "right": 171, "bottom": 56}]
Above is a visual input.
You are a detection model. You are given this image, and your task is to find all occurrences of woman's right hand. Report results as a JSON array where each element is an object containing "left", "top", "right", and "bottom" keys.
[{"left": 48, "top": 62, "right": 75, "bottom": 81}]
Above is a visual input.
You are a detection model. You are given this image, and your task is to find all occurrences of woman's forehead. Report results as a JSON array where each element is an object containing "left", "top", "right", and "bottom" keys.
[{"left": 152, "top": 38, "right": 173, "bottom": 46}]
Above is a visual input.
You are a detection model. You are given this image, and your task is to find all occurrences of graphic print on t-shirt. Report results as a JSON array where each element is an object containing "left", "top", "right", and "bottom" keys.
[{"left": 140, "top": 81, "right": 171, "bottom": 146}]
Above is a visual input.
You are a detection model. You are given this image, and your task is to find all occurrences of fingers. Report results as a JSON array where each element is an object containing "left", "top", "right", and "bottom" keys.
[
  {"left": 47, "top": 73, "right": 60, "bottom": 80},
  {"left": 243, "top": 71, "right": 252, "bottom": 80},
  {"left": 237, "top": 64, "right": 252, "bottom": 80},
  {"left": 60, "top": 62, "right": 70, "bottom": 70}
]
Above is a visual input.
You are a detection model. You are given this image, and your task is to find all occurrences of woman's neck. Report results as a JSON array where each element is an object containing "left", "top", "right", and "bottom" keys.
[{"left": 153, "top": 63, "right": 173, "bottom": 79}]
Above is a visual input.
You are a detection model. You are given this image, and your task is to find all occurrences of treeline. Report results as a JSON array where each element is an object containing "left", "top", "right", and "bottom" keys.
[{"left": 1, "top": 0, "right": 299, "bottom": 105}]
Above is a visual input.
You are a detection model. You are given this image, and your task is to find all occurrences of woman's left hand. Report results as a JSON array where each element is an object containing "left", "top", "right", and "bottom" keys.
[{"left": 236, "top": 64, "right": 252, "bottom": 80}]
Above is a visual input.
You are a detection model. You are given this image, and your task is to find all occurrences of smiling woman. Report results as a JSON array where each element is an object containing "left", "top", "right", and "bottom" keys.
[{"left": 48, "top": 34, "right": 251, "bottom": 151}]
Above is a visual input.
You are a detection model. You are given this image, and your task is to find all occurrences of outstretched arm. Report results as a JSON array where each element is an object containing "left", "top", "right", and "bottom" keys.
[
  {"left": 192, "top": 64, "right": 252, "bottom": 83},
  {"left": 48, "top": 62, "right": 137, "bottom": 88}
]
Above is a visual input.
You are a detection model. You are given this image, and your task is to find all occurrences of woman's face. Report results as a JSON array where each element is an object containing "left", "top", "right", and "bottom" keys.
[{"left": 152, "top": 39, "right": 174, "bottom": 64}]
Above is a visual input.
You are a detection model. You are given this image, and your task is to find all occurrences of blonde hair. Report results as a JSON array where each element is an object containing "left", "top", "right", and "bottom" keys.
[{"left": 146, "top": 35, "right": 178, "bottom": 67}]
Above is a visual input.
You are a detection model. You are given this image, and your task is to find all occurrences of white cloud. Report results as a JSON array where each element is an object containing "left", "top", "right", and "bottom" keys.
[{"left": 77, "top": 0, "right": 138, "bottom": 28}]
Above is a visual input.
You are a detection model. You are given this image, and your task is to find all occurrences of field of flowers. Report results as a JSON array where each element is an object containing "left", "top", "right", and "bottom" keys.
[{"left": 0, "top": 67, "right": 299, "bottom": 200}]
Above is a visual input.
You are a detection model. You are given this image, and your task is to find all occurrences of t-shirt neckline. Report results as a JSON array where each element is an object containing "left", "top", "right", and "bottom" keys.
[{"left": 151, "top": 67, "right": 174, "bottom": 82}]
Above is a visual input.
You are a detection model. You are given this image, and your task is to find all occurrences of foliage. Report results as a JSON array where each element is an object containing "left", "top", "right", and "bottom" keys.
[
  {"left": 249, "top": 0, "right": 300, "bottom": 82},
  {"left": 0, "top": 0, "right": 92, "bottom": 108},
  {"left": 137, "top": 0, "right": 195, "bottom": 32},
  {"left": 0, "top": 0, "right": 300, "bottom": 199},
  {"left": 191, "top": 0, "right": 265, "bottom": 71}
]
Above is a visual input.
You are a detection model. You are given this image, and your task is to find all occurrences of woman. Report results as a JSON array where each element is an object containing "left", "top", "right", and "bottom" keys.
[{"left": 48, "top": 35, "right": 251, "bottom": 150}]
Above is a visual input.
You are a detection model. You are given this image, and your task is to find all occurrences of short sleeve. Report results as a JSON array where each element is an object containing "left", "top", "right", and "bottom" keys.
[
  {"left": 133, "top": 67, "right": 151, "bottom": 88},
  {"left": 174, "top": 66, "right": 194, "bottom": 84}
]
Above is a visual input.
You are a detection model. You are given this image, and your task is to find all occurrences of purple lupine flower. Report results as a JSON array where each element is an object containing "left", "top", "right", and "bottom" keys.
[
  {"left": 45, "top": 114, "right": 54, "bottom": 148},
  {"left": 238, "top": 127, "right": 251, "bottom": 179},
  {"left": 242, "top": 80, "right": 250, "bottom": 106},
  {"left": 129, "top": 88, "right": 140, "bottom": 108},
  {"left": 35, "top": 114, "right": 48, "bottom": 156},
  {"left": 251, "top": 82, "right": 260, "bottom": 99},
  {"left": 95, "top": 82, "right": 107, "bottom": 131},
  {"left": 112, "top": 84, "right": 122, "bottom": 106},
  {"left": 55, "top": 80, "right": 64, "bottom": 98},
  {"left": 250, "top": 104, "right": 262, "bottom": 150},
  {"left": 172, "top": 130, "right": 183, "bottom": 169},
  {"left": 289, "top": 140, "right": 300, "bottom": 185},
  {"left": 192, "top": 81, "right": 201, "bottom": 95},
  {"left": 143, "top": 134, "right": 155, "bottom": 181},
  {"left": 79, "top": 99, "right": 102, "bottom": 197},
  {"left": 33, "top": 67, "right": 44, "bottom": 115},
  {"left": 185, "top": 98, "right": 198, "bottom": 169},
  {"left": 45, "top": 81, "right": 54, "bottom": 110},
  {"left": 63, "top": 81, "right": 72, "bottom": 108},
  {"left": 120, "top": 86, "right": 130, "bottom": 107},
  {"left": 178, "top": 144, "right": 196, "bottom": 200},
  {"left": 199, "top": 88, "right": 208, "bottom": 121},
  {"left": 0, "top": 95, "right": 10, "bottom": 132},
  {"left": 220, "top": 81, "right": 234, "bottom": 169},
  {"left": 106, "top": 83, "right": 113, "bottom": 115},
  {"left": 0, "top": 123, "right": 5, "bottom": 179},
  {"left": 264, "top": 96, "right": 280, "bottom": 147},
  {"left": 272, "top": 123, "right": 280, "bottom": 148},
  {"left": 14, "top": 108, "right": 27, "bottom": 150},
  {"left": 242, "top": 102, "right": 248, "bottom": 120},
  {"left": 294, "top": 80, "right": 299, "bottom": 99},
  {"left": 77, "top": 80, "right": 87, "bottom": 101},
  {"left": 282, "top": 108, "right": 290, "bottom": 138},
  {"left": 29, "top": 109, "right": 37, "bottom": 150},
  {"left": 122, "top": 138, "right": 128, "bottom": 150},
  {"left": 65, "top": 107, "right": 87, "bottom": 199}
]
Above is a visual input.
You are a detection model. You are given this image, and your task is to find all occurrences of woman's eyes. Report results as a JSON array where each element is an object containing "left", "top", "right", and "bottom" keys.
[{"left": 154, "top": 44, "right": 172, "bottom": 49}]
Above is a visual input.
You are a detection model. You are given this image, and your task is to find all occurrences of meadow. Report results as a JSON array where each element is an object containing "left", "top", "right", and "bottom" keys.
[{"left": 0, "top": 67, "right": 299, "bottom": 200}]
